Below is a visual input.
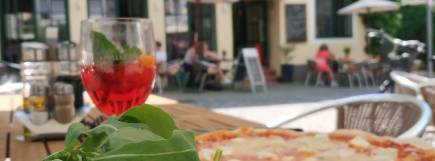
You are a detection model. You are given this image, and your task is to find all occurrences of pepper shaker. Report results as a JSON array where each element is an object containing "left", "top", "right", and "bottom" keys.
[{"left": 54, "top": 83, "right": 75, "bottom": 124}]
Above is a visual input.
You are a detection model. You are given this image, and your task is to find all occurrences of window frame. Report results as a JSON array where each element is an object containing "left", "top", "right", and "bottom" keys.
[{"left": 310, "top": 0, "right": 357, "bottom": 43}]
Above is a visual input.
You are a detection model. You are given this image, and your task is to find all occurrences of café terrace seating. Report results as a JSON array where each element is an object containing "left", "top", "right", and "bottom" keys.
[
  {"left": 391, "top": 71, "right": 435, "bottom": 126},
  {"left": 267, "top": 93, "right": 431, "bottom": 138}
]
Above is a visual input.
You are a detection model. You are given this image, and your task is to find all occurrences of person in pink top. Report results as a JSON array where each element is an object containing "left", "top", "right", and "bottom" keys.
[{"left": 315, "top": 44, "right": 338, "bottom": 87}]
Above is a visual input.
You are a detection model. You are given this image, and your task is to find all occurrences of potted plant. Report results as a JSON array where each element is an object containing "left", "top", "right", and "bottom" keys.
[
  {"left": 279, "top": 44, "right": 295, "bottom": 83},
  {"left": 343, "top": 47, "right": 351, "bottom": 55}
]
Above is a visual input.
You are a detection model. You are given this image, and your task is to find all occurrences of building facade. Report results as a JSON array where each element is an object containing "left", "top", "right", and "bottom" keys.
[{"left": 1, "top": 0, "right": 368, "bottom": 79}]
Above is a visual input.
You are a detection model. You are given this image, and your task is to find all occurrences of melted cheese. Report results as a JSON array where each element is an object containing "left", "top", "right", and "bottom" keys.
[{"left": 198, "top": 134, "right": 399, "bottom": 161}]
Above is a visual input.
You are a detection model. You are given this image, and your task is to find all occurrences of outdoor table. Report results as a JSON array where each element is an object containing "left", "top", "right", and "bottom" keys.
[{"left": 0, "top": 94, "right": 263, "bottom": 161}]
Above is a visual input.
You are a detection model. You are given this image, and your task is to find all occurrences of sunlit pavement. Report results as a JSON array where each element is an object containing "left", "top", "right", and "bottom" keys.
[
  {"left": 160, "top": 83, "right": 378, "bottom": 108},
  {"left": 159, "top": 83, "right": 377, "bottom": 131}
]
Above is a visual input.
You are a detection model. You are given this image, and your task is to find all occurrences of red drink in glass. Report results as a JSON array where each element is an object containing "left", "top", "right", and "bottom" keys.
[{"left": 81, "top": 56, "right": 156, "bottom": 115}]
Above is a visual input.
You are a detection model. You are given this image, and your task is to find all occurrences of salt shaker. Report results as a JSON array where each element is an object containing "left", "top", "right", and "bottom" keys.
[
  {"left": 29, "top": 84, "right": 49, "bottom": 125},
  {"left": 54, "top": 83, "right": 75, "bottom": 124}
]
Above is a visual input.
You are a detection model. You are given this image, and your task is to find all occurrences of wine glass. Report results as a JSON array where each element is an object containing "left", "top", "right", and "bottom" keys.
[{"left": 80, "top": 18, "right": 156, "bottom": 115}]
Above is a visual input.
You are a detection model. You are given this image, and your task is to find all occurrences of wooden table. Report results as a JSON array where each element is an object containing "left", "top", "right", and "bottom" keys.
[{"left": 0, "top": 94, "right": 263, "bottom": 161}]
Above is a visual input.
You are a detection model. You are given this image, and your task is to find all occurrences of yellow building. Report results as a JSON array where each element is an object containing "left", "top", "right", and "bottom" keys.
[{"left": 1, "top": 0, "right": 368, "bottom": 80}]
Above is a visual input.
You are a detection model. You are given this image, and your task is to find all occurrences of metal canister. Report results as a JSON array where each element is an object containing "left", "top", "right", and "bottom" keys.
[
  {"left": 29, "top": 84, "right": 49, "bottom": 125},
  {"left": 53, "top": 83, "right": 75, "bottom": 124},
  {"left": 21, "top": 42, "right": 48, "bottom": 62},
  {"left": 58, "top": 41, "right": 78, "bottom": 61}
]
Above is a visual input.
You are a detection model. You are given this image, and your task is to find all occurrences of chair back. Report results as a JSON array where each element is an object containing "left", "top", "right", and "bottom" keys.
[
  {"left": 307, "top": 59, "right": 317, "bottom": 71},
  {"left": 267, "top": 94, "right": 431, "bottom": 138},
  {"left": 335, "top": 94, "right": 430, "bottom": 138},
  {"left": 390, "top": 71, "right": 420, "bottom": 96},
  {"left": 337, "top": 101, "right": 421, "bottom": 137},
  {"left": 419, "top": 83, "right": 435, "bottom": 125},
  {"left": 345, "top": 62, "right": 362, "bottom": 74}
]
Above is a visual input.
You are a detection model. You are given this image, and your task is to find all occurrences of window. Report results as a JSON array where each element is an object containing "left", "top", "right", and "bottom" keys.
[
  {"left": 35, "top": 0, "right": 68, "bottom": 41},
  {"left": 164, "top": 0, "right": 190, "bottom": 60},
  {"left": 88, "top": 0, "right": 117, "bottom": 18},
  {"left": 165, "top": 0, "right": 189, "bottom": 33},
  {"left": 315, "top": 0, "right": 353, "bottom": 38}
]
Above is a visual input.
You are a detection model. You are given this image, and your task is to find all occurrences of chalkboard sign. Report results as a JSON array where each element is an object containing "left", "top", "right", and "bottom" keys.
[
  {"left": 241, "top": 48, "right": 267, "bottom": 93},
  {"left": 286, "top": 4, "right": 307, "bottom": 42}
]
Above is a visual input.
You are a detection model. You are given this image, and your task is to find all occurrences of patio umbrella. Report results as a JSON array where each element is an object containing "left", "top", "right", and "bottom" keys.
[
  {"left": 338, "top": 0, "right": 400, "bottom": 15},
  {"left": 337, "top": 0, "right": 400, "bottom": 66}
]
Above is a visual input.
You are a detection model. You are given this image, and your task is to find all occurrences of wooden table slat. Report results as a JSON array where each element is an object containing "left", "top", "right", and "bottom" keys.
[
  {"left": 10, "top": 132, "right": 47, "bottom": 161},
  {"left": 48, "top": 140, "right": 65, "bottom": 154},
  {"left": 0, "top": 111, "right": 9, "bottom": 161}
]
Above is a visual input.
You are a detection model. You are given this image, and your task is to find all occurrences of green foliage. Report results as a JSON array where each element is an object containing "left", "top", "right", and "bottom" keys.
[
  {"left": 280, "top": 44, "right": 296, "bottom": 64},
  {"left": 343, "top": 47, "right": 351, "bottom": 54},
  {"left": 43, "top": 104, "right": 200, "bottom": 161},
  {"left": 360, "top": 1, "right": 435, "bottom": 56},
  {"left": 90, "top": 31, "right": 142, "bottom": 63}
]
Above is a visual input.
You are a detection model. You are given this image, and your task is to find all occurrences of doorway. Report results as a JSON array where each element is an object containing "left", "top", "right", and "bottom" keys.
[
  {"left": 117, "top": 0, "right": 148, "bottom": 18},
  {"left": 233, "top": 1, "right": 268, "bottom": 66}
]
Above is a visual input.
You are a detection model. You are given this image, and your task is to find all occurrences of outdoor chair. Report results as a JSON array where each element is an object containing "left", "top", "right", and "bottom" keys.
[
  {"left": 267, "top": 94, "right": 431, "bottom": 138},
  {"left": 390, "top": 71, "right": 420, "bottom": 97},
  {"left": 361, "top": 61, "right": 377, "bottom": 86},
  {"left": 389, "top": 71, "right": 435, "bottom": 126},
  {"left": 304, "top": 59, "right": 325, "bottom": 86},
  {"left": 419, "top": 82, "right": 435, "bottom": 126},
  {"left": 338, "top": 62, "right": 364, "bottom": 88}
]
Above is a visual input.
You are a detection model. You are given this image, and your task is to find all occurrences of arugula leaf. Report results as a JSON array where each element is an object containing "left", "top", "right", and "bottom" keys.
[
  {"left": 43, "top": 104, "right": 200, "bottom": 161},
  {"left": 119, "top": 104, "right": 177, "bottom": 139},
  {"left": 81, "top": 124, "right": 118, "bottom": 152},
  {"left": 64, "top": 123, "right": 87, "bottom": 151},
  {"left": 93, "top": 130, "right": 198, "bottom": 161},
  {"left": 213, "top": 149, "right": 223, "bottom": 161}
]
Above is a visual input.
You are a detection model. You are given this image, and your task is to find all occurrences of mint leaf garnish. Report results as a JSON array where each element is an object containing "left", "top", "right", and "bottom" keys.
[
  {"left": 120, "top": 45, "right": 142, "bottom": 62},
  {"left": 90, "top": 31, "right": 142, "bottom": 63},
  {"left": 90, "top": 31, "right": 122, "bottom": 61}
]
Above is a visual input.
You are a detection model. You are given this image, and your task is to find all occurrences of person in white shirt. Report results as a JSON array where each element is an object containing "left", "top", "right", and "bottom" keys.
[
  {"left": 155, "top": 41, "right": 167, "bottom": 64},
  {"left": 155, "top": 41, "right": 168, "bottom": 74}
]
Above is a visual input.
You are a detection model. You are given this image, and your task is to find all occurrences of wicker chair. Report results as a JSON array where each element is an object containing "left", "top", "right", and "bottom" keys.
[
  {"left": 266, "top": 94, "right": 431, "bottom": 138},
  {"left": 390, "top": 71, "right": 420, "bottom": 97},
  {"left": 419, "top": 82, "right": 435, "bottom": 126}
]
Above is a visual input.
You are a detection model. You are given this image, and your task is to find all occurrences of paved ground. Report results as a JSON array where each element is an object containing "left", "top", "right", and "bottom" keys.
[{"left": 160, "top": 83, "right": 378, "bottom": 109}]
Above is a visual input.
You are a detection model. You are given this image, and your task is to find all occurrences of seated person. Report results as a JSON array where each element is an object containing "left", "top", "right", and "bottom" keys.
[
  {"left": 340, "top": 52, "right": 353, "bottom": 63},
  {"left": 183, "top": 42, "right": 224, "bottom": 88},
  {"left": 316, "top": 44, "right": 338, "bottom": 87}
]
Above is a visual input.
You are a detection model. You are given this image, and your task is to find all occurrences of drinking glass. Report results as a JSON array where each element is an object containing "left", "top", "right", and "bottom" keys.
[{"left": 80, "top": 18, "right": 155, "bottom": 115}]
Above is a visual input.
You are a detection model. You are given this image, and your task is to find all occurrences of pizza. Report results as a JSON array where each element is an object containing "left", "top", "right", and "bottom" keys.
[{"left": 195, "top": 128, "right": 435, "bottom": 161}]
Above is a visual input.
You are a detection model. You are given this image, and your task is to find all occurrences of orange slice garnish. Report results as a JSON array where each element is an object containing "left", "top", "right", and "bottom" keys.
[{"left": 139, "top": 55, "right": 156, "bottom": 69}]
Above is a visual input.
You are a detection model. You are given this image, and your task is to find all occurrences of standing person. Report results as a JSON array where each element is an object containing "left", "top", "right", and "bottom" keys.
[{"left": 316, "top": 44, "right": 338, "bottom": 87}]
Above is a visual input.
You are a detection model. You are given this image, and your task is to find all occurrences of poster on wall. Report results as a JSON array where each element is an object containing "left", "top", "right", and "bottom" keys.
[{"left": 286, "top": 4, "right": 307, "bottom": 42}]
